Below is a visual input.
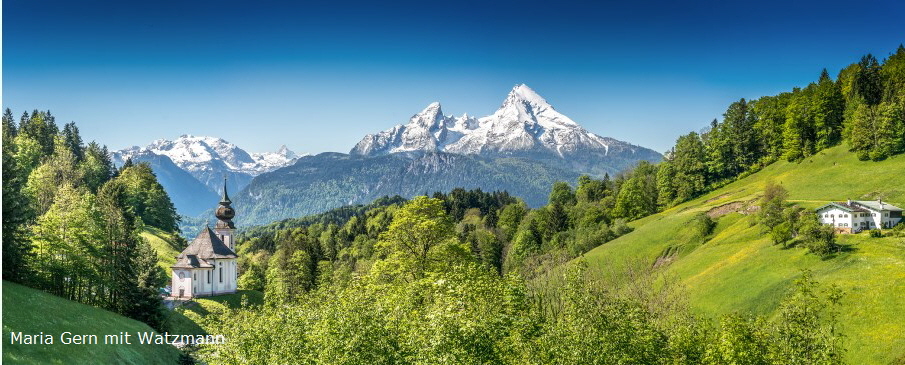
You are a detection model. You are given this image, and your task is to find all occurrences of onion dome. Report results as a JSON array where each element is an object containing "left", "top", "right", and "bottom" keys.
[{"left": 215, "top": 178, "right": 235, "bottom": 222}]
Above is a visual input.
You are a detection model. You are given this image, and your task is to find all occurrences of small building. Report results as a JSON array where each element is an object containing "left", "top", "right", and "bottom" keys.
[
  {"left": 815, "top": 199, "right": 903, "bottom": 233},
  {"left": 171, "top": 180, "right": 239, "bottom": 299}
]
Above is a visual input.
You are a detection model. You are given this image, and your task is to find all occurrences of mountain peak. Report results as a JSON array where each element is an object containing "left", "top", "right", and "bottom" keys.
[
  {"left": 410, "top": 102, "right": 444, "bottom": 128},
  {"left": 505, "top": 84, "right": 550, "bottom": 108},
  {"left": 276, "top": 145, "right": 297, "bottom": 158}
]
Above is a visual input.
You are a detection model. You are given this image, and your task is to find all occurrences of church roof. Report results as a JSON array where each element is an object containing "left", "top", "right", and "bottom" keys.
[
  {"left": 172, "top": 226, "right": 237, "bottom": 269},
  {"left": 172, "top": 255, "right": 214, "bottom": 269}
]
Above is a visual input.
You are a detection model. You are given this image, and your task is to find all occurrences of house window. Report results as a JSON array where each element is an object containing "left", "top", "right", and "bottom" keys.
[
  {"left": 830, "top": 214, "right": 834, "bottom": 218},
  {"left": 179, "top": 272, "right": 184, "bottom": 280},
  {"left": 219, "top": 263, "right": 223, "bottom": 283},
  {"left": 207, "top": 271, "right": 210, "bottom": 283}
]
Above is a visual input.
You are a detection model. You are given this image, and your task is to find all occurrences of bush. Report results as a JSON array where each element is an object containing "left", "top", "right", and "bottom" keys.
[
  {"left": 869, "top": 229, "right": 884, "bottom": 238},
  {"left": 691, "top": 213, "right": 716, "bottom": 240}
]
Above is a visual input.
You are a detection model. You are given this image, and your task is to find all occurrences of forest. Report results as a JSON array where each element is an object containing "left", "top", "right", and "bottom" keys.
[{"left": 2, "top": 109, "right": 182, "bottom": 330}]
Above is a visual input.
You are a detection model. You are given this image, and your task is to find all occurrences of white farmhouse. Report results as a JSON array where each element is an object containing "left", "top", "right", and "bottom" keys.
[
  {"left": 171, "top": 180, "right": 239, "bottom": 299},
  {"left": 815, "top": 199, "right": 903, "bottom": 233}
]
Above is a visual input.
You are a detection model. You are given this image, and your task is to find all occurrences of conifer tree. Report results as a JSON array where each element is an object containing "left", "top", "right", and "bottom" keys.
[{"left": 2, "top": 110, "right": 34, "bottom": 282}]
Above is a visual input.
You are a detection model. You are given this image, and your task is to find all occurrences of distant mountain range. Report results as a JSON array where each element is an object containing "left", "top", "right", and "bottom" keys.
[
  {"left": 112, "top": 135, "right": 299, "bottom": 216},
  {"left": 120, "top": 85, "right": 661, "bottom": 225}
]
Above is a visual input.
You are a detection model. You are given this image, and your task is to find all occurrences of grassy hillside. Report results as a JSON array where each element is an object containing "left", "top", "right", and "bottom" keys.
[
  {"left": 166, "top": 290, "right": 265, "bottom": 336},
  {"left": 582, "top": 145, "right": 905, "bottom": 364},
  {"left": 142, "top": 227, "right": 184, "bottom": 271},
  {"left": 2, "top": 281, "right": 182, "bottom": 365}
]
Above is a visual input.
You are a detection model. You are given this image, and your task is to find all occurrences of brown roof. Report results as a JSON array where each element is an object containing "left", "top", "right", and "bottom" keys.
[{"left": 172, "top": 227, "right": 237, "bottom": 269}]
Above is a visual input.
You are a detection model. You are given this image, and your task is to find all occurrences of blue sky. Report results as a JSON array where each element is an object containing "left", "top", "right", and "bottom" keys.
[{"left": 3, "top": 0, "right": 904, "bottom": 154}]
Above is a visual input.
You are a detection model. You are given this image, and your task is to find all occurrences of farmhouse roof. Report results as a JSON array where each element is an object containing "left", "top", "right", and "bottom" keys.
[
  {"left": 815, "top": 202, "right": 868, "bottom": 213},
  {"left": 852, "top": 200, "right": 903, "bottom": 212},
  {"left": 172, "top": 226, "right": 237, "bottom": 269}
]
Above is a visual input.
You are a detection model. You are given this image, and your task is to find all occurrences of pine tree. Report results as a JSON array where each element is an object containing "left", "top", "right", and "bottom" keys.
[
  {"left": 19, "top": 110, "right": 58, "bottom": 157},
  {"left": 2, "top": 110, "right": 35, "bottom": 283},
  {"left": 855, "top": 54, "right": 883, "bottom": 106},
  {"left": 81, "top": 142, "right": 114, "bottom": 193},
  {"left": 671, "top": 132, "right": 707, "bottom": 201},
  {"left": 61, "top": 122, "right": 85, "bottom": 162},
  {"left": 812, "top": 69, "right": 845, "bottom": 150}
]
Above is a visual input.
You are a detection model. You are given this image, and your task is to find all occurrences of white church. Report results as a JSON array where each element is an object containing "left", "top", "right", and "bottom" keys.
[{"left": 170, "top": 180, "right": 239, "bottom": 299}]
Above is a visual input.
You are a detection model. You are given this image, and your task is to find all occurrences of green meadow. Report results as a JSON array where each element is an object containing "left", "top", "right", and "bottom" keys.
[
  {"left": 2, "top": 281, "right": 182, "bottom": 365},
  {"left": 583, "top": 145, "right": 905, "bottom": 364}
]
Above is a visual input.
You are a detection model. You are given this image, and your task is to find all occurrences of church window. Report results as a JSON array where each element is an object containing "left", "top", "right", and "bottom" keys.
[
  {"left": 220, "top": 267, "right": 223, "bottom": 283},
  {"left": 207, "top": 271, "right": 210, "bottom": 283}
]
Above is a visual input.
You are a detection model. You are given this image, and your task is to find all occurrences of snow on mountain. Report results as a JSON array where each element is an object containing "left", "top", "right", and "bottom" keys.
[
  {"left": 113, "top": 136, "right": 302, "bottom": 197},
  {"left": 119, "top": 135, "right": 300, "bottom": 176},
  {"left": 252, "top": 145, "right": 299, "bottom": 171},
  {"left": 350, "top": 84, "right": 661, "bottom": 175}
]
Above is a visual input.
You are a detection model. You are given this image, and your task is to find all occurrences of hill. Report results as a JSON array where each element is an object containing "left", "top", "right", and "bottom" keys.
[
  {"left": 581, "top": 145, "right": 905, "bottom": 364},
  {"left": 2, "top": 281, "right": 183, "bottom": 365}
]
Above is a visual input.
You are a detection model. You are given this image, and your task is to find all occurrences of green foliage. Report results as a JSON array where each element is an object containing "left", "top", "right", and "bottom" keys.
[
  {"left": 2, "top": 110, "right": 34, "bottom": 282},
  {"left": 758, "top": 180, "right": 788, "bottom": 232},
  {"left": 548, "top": 181, "right": 576, "bottom": 206},
  {"left": 116, "top": 163, "right": 180, "bottom": 232},
  {"left": 691, "top": 213, "right": 716, "bottom": 241},
  {"left": 377, "top": 196, "right": 456, "bottom": 279},
  {"left": 771, "top": 222, "right": 793, "bottom": 247},
  {"left": 799, "top": 214, "right": 838, "bottom": 257},
  {"left": 614, "top": 161, "right": 659, "bottom": 220}
]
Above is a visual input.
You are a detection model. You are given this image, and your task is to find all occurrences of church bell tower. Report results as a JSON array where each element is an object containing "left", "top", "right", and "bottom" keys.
[{"left": 213, "top": 178, "right": 236, "bottom": 250}]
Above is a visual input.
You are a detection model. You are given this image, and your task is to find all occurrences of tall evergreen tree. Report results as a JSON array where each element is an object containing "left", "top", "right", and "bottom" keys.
[
  {"left": 2, "top": 110, "right": 34, "bottom": 282},
  {"left": 19, "top": 110, "right": 58, "bottom": 157},
  {"left": 81, "top": 142, "right": 115, "bottom": 193},
  {"left": 812, "top": 69, "right": 845, "bottom": 150},
  {"left": 855, "top": 54, "right": 883, "bottom": 106},
  {"left": 61, "top": 122, "right": 85, "bottom": 162}
]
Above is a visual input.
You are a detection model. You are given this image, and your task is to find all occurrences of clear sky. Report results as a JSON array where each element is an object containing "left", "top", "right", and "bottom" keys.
[{"left": 3, "top": 0, "right": 903, "bottom": 155}]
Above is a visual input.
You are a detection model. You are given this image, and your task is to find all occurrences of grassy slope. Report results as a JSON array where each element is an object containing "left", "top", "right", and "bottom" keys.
[
  {"left": 2, "top": 281, "right": 182, "bottom": 365},
  {"left": 141, "top": 227, "right": 183, "bottom": 271},
  {"left": 166, "top": 290, "right": 265, "bottom": 336},
  {"left": 582, "top": 145, "right": 905, "bottom": 365}
]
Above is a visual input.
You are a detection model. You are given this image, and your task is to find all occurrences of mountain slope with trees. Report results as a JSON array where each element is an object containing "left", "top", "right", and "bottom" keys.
[{"left": 234, "top": 151, "right": 581, "bottom": 225}]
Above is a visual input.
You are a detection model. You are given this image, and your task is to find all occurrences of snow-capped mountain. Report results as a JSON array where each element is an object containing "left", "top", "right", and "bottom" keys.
[
  {"left": 113, "top": 136, "right": 301, "bottom": 209},
  {"left": 350, "top": 84, "right": 661, "bottom": 176}
]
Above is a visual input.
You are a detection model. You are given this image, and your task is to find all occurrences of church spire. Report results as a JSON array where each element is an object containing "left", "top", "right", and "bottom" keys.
[
  {"left": 215, "top": 176, "right": 235, "bottom": 227},
  {"left": 219, "top": 177, "right": 231, "bottom": 205}
]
